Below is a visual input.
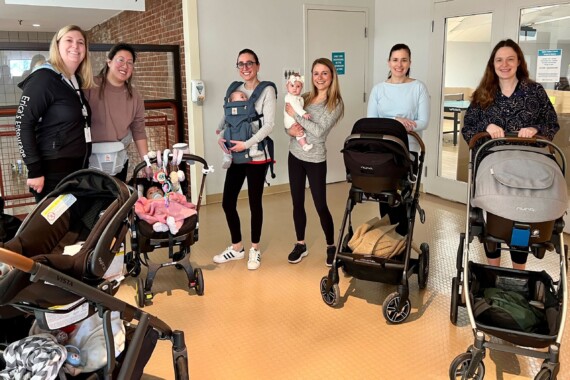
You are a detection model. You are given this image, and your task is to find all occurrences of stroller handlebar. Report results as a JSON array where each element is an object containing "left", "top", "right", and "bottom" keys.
[
  {"left": 468, "top": 132, "right": 548, "bottom": 149},
  {"left": 0, "top": 247, "right": 35, "bottom": 273}
]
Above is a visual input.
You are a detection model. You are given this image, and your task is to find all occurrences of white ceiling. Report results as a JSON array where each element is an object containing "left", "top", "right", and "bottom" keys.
[{"left": 0, "top": 1, "right": 126, "bottom": 33}]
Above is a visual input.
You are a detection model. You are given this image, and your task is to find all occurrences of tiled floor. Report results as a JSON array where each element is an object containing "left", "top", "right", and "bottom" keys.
[{"left": 115, "top": 182, "right": 569, "bottom": 380}]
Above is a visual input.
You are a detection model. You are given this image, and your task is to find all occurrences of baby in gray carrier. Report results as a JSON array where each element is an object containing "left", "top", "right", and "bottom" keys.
[{"left": 216, "top": 90, "right": 263, "bottom": 169}]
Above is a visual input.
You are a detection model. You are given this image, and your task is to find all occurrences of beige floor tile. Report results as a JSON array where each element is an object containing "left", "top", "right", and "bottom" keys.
[{"left": 115, "top": 182, "right": 570, "bottom": 380}]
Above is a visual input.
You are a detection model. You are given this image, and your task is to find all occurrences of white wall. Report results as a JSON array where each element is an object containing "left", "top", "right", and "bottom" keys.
[
  {"left": 195, "top": 0, "right": 375, "bottom": 196},
  {"left": 372, "top": 0, "right": 432, "bottom": 88}
]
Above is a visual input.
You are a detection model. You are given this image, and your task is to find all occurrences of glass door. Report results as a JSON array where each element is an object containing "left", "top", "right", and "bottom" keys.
[{"left": 425, "top": 1, "right": 506, "bottom": 203}]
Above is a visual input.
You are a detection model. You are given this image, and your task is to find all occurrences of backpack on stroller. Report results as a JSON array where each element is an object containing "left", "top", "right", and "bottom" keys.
[
  {"left": 222, "top": 81, "right": 277, "bottom": 180},
  {"left": 319, "top": 118, "right": 430, "bottom": 324},
  {"left": 449, "top": 133, "right": 568, "bottom": 380},
  {"left": 126, "top": 150, "right": 210, "bottom": 308},
  {"left": 0, "top": 169, "right": 189, "bottom": 379}
]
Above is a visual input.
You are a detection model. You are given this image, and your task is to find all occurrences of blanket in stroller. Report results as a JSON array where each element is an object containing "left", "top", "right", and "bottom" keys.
[
  {"left": 471, "top": 147, "right": 567, "bottom": 223},
  {"left": 348, "top": 216, "right": 406, "bottom": 258},
  {"left": 134, "top": 193, "right": 197, "bottom": 234}
]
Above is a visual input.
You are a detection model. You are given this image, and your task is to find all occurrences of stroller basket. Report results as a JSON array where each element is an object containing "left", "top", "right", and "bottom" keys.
[{"left": 469, "top": 262, "right": 561, "bottom": 348}]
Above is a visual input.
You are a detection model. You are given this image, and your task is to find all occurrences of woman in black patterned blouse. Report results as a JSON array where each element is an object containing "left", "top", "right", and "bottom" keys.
[
  {"left": 462, "top": 38, "right": 559, "bottom": 270},
  {"left": 462, "top": 39, "right": 559, "bottom": 144}
]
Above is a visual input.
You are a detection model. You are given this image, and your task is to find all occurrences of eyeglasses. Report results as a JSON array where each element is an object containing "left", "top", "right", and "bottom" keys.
[
  {"left": 114, "top": 57, "right": 134, "bottom": 68},
  {"left": 236, "top": 61, "right": 256, "bottom": 69}
]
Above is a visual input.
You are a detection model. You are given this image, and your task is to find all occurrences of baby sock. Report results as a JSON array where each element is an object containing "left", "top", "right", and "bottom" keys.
[
  {"left": 153, "top": 222, "right": 169, "bottom": 233},
  {"left": 166, "top": 216, "right": 179, "bottom": 234}
]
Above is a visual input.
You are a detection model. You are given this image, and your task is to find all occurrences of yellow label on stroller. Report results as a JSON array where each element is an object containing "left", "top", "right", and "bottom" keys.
[{"left": 41, "top": 194, "right": 77, "bottom": 225}]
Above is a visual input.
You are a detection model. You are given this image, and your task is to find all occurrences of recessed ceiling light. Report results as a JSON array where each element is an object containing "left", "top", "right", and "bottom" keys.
[{"left": 32, "top": 24, "right": 40, "bottom": 27}]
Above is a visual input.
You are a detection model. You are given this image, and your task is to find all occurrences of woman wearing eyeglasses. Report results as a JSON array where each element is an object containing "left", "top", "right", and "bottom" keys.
[
  {"left": 212, "top": 48, "right": 276, "bottom": 271},
  {"left": 16, "top": 25, "right": 94, "bottom": 202},
  {"left": 85, "top": 42, "right": 149, "bottom": 181}
]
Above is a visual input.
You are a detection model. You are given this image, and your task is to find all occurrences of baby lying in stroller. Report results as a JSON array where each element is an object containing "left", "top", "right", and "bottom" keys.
[{"left": 134, "top": 184, "right": 197, "bottom": 235}]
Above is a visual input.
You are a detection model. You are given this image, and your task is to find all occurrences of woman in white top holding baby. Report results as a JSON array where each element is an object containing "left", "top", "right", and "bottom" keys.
[{"left": 284, "top": 73, "right": 312, "bottom": 151}]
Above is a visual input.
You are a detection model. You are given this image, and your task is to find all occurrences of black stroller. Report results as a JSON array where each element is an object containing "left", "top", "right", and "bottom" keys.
[
  {"left": 449, "top": 133, "right": 568, "bottom": 380},
  {"left": 126, "top": 151, "right": 209, "bottom": 307},
  {"left": 319, "top": 118, "right": 430, "bottom": 323},
  {"left": 0, "top": 169, "right": 189, "bottom": 379}
]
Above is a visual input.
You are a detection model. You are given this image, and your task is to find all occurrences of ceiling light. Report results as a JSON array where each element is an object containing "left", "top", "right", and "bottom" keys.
[{"left": 32, "top": 24, "right": 40, "bottom": 27}]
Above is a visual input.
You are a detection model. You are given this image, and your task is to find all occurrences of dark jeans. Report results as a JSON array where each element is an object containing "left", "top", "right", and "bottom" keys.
[{"left": 288, "top": 153, "right": 334, "bottom": 245}]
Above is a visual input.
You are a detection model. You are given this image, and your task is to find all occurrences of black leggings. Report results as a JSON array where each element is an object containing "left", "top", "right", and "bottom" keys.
[
  {"left": 288, "top": 153, "right": 334, "bottom": 245},
  {"left": 485, "top": 243, "right": 529, "bottom": 265},
  {"left": 222, "top": 162, "right": 268, "bottom": 244}
]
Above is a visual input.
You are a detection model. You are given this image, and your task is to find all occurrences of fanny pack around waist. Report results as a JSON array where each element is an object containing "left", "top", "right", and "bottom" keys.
[{"left": 89, "top": 141, "right": 128, "bottom": 176}]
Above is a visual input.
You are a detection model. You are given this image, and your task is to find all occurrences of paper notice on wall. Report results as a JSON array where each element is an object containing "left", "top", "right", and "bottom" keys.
[{"left": 536, "top": 49, "right": 562, "bottom": 83}]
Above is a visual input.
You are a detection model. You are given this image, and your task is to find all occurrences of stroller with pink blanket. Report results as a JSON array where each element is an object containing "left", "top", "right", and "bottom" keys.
[{"left": 126, "top": 151, "right": 209, "bottom": 307}]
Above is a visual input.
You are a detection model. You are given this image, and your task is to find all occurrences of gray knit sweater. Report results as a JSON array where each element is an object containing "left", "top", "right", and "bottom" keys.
[{"left": 288, "top": 100, "right": 343, "bottom": 163}]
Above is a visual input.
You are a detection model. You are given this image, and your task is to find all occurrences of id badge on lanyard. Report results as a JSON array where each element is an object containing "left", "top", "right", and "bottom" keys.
[{"left": 68, "top": 75, "right": 91, "bottom": 143}]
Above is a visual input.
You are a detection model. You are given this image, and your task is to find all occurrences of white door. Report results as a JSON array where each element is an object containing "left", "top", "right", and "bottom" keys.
[
  {"left": 425, "top": 0, "right": 570, "bottom": 203},
  {"left": 306, "top": 6, "right": 368, "bottom": 183}
]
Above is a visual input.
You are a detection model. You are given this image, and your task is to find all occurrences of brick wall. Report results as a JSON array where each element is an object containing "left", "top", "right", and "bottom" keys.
[{"left": 87, "top": 0, "right": 188, "bottom": 143}]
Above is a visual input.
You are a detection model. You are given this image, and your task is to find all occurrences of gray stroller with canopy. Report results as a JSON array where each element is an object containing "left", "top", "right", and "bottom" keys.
[{"left": 449, "top": 133, "right": 568, "bottom": 380}]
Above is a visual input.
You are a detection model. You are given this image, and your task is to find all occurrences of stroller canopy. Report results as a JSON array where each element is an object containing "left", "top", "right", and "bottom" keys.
[{"left": 472, "top": 148, "right": 567, "bottom": 223}]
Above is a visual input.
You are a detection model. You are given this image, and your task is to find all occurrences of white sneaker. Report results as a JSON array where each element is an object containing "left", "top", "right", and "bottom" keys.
[
  {"left": 247, "top": 247, "right": 261, "bottom": 270},
  {"left": 213, "top": 246, "right": 244, "bottom": 263}
]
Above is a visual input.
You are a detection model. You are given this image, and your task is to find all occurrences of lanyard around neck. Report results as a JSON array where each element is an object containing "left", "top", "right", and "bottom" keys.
[{"left": 63, "top": 75, "right": 88, "bottom": 118}]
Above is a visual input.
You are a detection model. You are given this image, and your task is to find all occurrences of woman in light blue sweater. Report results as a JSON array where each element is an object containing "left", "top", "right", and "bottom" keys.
[
  {"left": 367, "top": 43, "right": 430, "bottom": 236},
  {"left": 367, "top": 43, "right": 430, "bottom": 153}
]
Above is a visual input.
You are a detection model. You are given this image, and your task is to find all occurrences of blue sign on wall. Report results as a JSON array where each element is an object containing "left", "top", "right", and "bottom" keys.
[{"left": 332, "top": 52, "right": 345, "bottom": 75}]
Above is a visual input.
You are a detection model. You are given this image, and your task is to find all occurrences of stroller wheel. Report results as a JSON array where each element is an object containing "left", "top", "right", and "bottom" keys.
[
  {"left": 534, "top": 368, "right": 552, "bottom": 380},
  {"left": 449, "top": 352, "right": 485, "bottom": 380},
  {"left": 194, "top": 268, "right": 205, "bottom": 296},
  {"left": 450, "top": 277, "right": 460, "bottom": 325},
  {"left": 418, "top": 243, "right": 429, "bottom": 289},
  {"left": 382, "top": 292, "right": 411, "bottom": 324},
  {"left": 319, "top": 276, "right": 340, "bottom": 307},
  {"left": 135, "top": 277, "right": 146, "bottom": 308}
]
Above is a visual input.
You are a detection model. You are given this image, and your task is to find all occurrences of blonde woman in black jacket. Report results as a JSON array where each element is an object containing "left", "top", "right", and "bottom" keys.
[{"left": 16, "top": 25, "right": 93, "bottom": 202}]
